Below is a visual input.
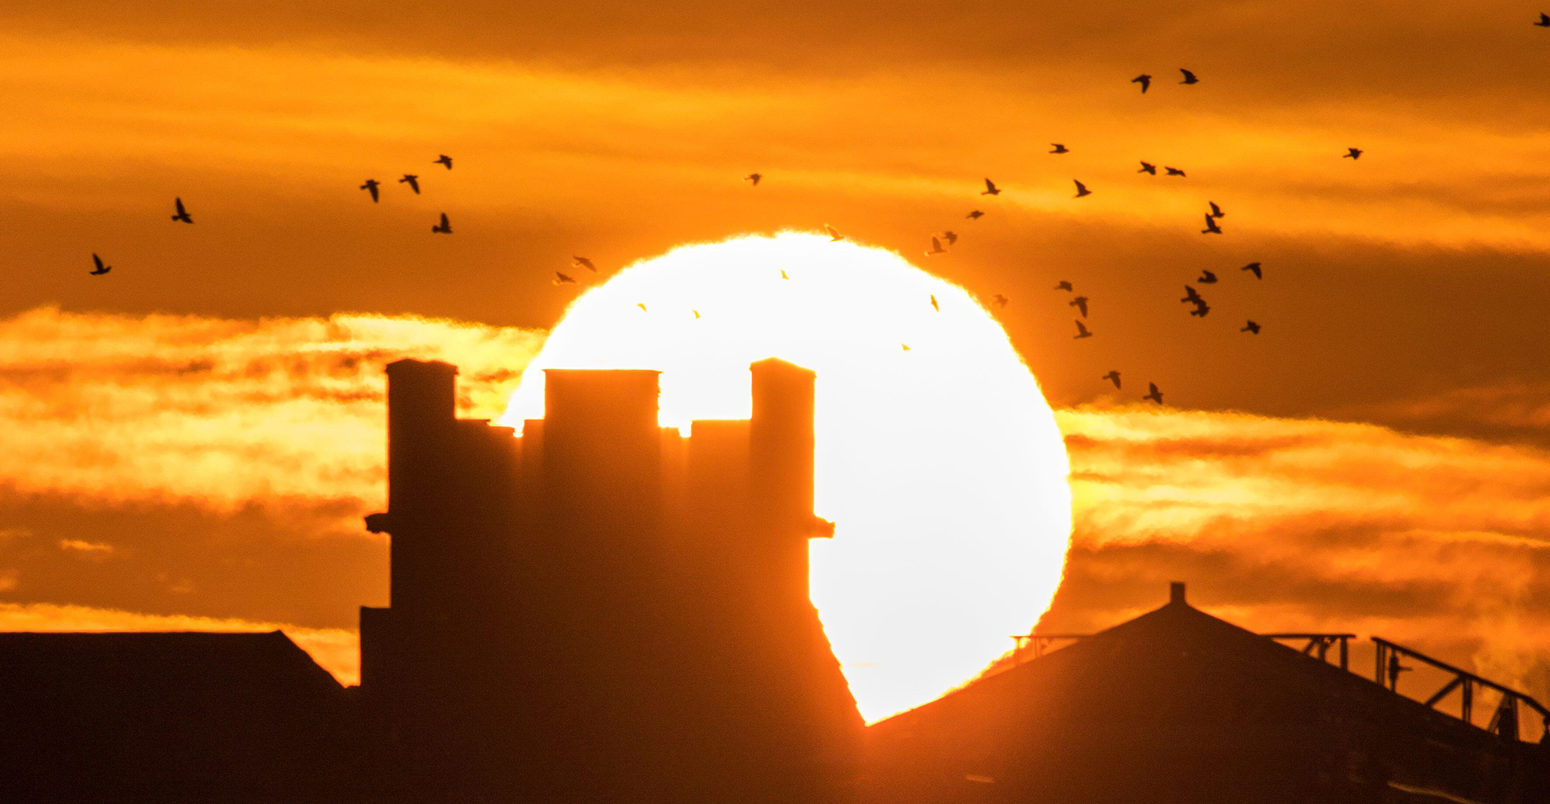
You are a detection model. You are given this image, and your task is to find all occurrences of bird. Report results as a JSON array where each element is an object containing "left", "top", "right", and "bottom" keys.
[
  {"left": 1208, "top": 201, "right": 1224, "bottom": 218},
  {"left": 170, "top": 197, "right": 193, "bottom": 224},
  {"left": 1181, "top": 285, "right": 1205, "bottom": 305},
  {"left": 360, "top": 179, "right": 380, "bottom": 202},
  {"left": 1202, "top": 214, "right": 1222, "bottom": 234},
  {"left": 573, "top": 256, "right": 596, "bottom": 272},
  {"left": 399, "top": 174, "right": 420, "bottom": 194},
  {"left": 1102, "top": 370, "right": 1121, "bottom": 389},
  {"left": 1070, "top": 296, "right": 1089, "bottom": 317},
  {"left": 780, "top": 269, "right": 790, "bottom": 280},
  {"left": 90, "top": 253, "right": 111, "bottom": 275},
  {"left": 1074, "top": 320, "right": 1093, "bottom": 339},
  {"left": 1165, "top": 166, "right": 1186, "bottom": 177},
  {"left": 926, "top": 237, "right": 946, "bottom": 256},
  {"left": 930, "top": 294, "right": 940, "bottom": 312},
  {"left": 745, "top": 172, "right": 762, "bottom": 186},
  {"left": 1138, "top": 161, "right": 1157, "bottom": 175},
  {"left": 692, "top": 310, "right": 702, "bottom": 319},
  {"left": 825, "top": 224, "right": 843, "bottom": 241},
  {"left": 1179, "top": 68, "right": 1199, "bottom": 85},
  {"left": 966, "top": 210, "right": 984, "bottom": 220},
  {"left": 1344, "top": 147, "right": 1363, "bottom": 160},
  {"left": 434, "top": 154, "right": 453, "bottom": 169},
  {"left": 1049, "top": 143, "right": 1069, "bottom": 154},
  {"left": 553, "top": 272, "right": 576, "bottom": 285},
  {"left": 981, "top": 178, "right": 1001, "bottom": 196},
  {"left": 1241, "top": 320, "right": 1261, "bottom": 334},
  {"left": 1197, "top": 269, "right": 1218, "bottom": 284},
  {"left": 637, "top": 303, "right": 648, "bottom": 312},
  {"left": 1073, "top": 179, "right": 1092, "bottom": 198},
  {"left": 1132, "top": 74, "right": 1152, "bottom": 93},
  {"left": 1189, "top": 303, "right": 1211, "bottom": 317},
  {"left": 993, "top": 293, "right": 1009, "bottom": 308},
  {"left": 1054, "top": 280, "right": 1073, "bottom": 292},
  {"left": 942, "top": 231, "right": 958, "bottom": 245},
  {"left": 1538, "top": 12, "right": 1550, "bottom": 26},
  {"left": 1242, "top": 261, "right": 1262, "bottom": 279},
  {"left": 432, "top": 212, "right": 452, "bottom": 233},
  {"left": 1143, "top": 382, "right": 1164, "bottom": 404}
]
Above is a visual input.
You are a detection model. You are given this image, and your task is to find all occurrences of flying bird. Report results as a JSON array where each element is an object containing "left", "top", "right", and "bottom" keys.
[
  {"left": 1073, "top": 179, "right": 1092, "bottom": 198},
  {"left": 1197, "top": 269, "right": 1218, "bottom": 284},
  {"left": 1138, "top": 161, "right": 1157, "bottom": 175},
  {"left": 399, "top": 174, "right": 420, "bottom": 194},
  {"left": 1344, "top": 147, "right": 1363, "bottom": 159},
  {"left": 573, "top": 256, "right": 596, "bottom": 272},
  {"left": 1164, "top": 166, "right": 1186, "bottom": 177},
  {"left": 745, "top": 172, "right": 761, "bottom": 186},
  {"left": 1143, "top": 382, "right": 1164, "bottom": 404},
  {"left": 825, "top": 224, "right": 843, "bottom": 241},
  {"left": 432, "top": 212, "right": 452, "bottom": 234},
  {"left": 1179, "top": 68, "right": 1199, "bottom": 85},
  {"left": 942, "top": 231, "right": 958, "bottom": 245},
  {"left": 1201, "top": 214, "right": 1222, "bottom": 234},
  {"left": 170, "top": 197, "right": 193, "bottom": 224},
  {"left": 993, "top": 293, "right": 1009, "bottom": 308},
  {"left": 553, "top": 272, "right": 575, "bottom": 285},
  {"left": 1181, "top": 285, "right": 1205, "bottom": 305},
  {"left": 930, "top": 294, "right": 940, "bottom": 312},
  {"left": 1054, "top": 280, "right": 1073, "bottom": 292},
  {"left": 360, "top": 179, "right": 380, "bottom": 202},
  {"left": 1537, "top": 12, "right": 1550, "bottom": 26},
  {"left": 1049, "top": 143, "right": 1069, "bottom": 154},
  {"left": 1073, "top": 320, "right": 1093, "bottom": 339},
  {"left": 90, "top": 253, "right": 111, "bottom": 275},
  {"left": 981, "top": 178, "right": 1001, "bottom": 196},
  {"left": 1242, "top": 261, "right": 1263, "bottom": 279},
  {"left": 1070, "top": 296, "right": 1089, "bottom": 317},
  {"left": 966, "top": 210, "right": 984, "bottom": 220},
  {"left": 434, "top": 154, "right": 453, "bottom": 169},
  {"left": 1132, "top": 74, "right": 1152, "bottom": 93},
  {"left": 1102, "top": 370, "right": 1121, "bottom": 389},
  {"left": 926, "top": 236, "right": 946, "bottom": 256},
  {"left": 1241, "top": 320, "right": 1261, "bottom": 334},
  {"left": 1208, "top": 201, "right": 1224, "bottom": 218}
]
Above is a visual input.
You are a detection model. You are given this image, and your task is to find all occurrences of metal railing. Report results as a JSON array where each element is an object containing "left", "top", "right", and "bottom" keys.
[{"left": 1373, "top": 637, "right": 1550, "bottom": 741}]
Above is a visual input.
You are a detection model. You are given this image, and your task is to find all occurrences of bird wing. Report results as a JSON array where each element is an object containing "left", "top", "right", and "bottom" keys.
[
  {"left": 1074, "top": 180, "right": 1088, "bottom": 193},
  {"left": 984, "top": 178, "right": 997, "bottom": 192},
  {"left": 93, "top": 253, "right": 104, "bottom": 270},
  {"left": 439, "top": 213, "right": 449, "bottom": 226},
  {"left": 175, "top": 198, "right": 186, "bottom": 214},
  {"left": 930, "top": 237, "right": 942, "bottom": 252}
]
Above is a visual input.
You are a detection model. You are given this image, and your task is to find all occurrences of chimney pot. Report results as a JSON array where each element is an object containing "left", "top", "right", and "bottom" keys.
[{"left": 1169, "top": 581, "right": 1187, "bottom": 605}]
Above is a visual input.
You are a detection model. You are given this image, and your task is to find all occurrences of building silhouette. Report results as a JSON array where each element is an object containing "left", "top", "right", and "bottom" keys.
[{"left": 0, "top": 359, "right": 1545, "bottom": 802}]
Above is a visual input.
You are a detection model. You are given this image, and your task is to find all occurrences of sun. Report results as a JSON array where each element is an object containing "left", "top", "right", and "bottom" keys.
[{"left": 499, "top": 231, "right": 1071, "bottom": 722}]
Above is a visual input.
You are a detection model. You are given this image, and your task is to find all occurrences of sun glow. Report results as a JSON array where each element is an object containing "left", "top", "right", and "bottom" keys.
[{"left": 499, "top": 232, "right": 1071, "bottom": 722}]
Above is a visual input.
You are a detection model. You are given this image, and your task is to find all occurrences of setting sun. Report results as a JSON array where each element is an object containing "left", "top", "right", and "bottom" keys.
[{"left": 499, "top": 231, "right": 1072, "bottom": 721}]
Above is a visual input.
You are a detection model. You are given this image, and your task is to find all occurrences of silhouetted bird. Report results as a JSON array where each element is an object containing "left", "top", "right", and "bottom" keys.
[
  {"left": 1073, "top": 180, "right": 1092, "bottom": 198},
  {"left": 1344, "top": 147, "right": 1363, "bottom": 159},
  {"left": 90, "top": 253, "right": 111, "bottom": 275},
  {"left": 942, "top": 231, "right": 958, "bottom": 245},
  {"left": 1179, "top": 68, "right": 1199, "bottom": 85},
  {"left": 1138, "top": 161, "right": 1157, "bottom": 175},
  {"left": 926, "top": 237, "right": 946, "bottom": 255},
  {"left": 432, "top": 212, "right": 452, "bottom": 233},
  {"left": 1070, "top": 296, "right": 1088, "bottom": 317},
  {"left": 930, "top": 294, "right": 940, "bottom": 312},
  {"left": 825, "top": 225, "right": 843, "bottom": 241},
  {"left": 1074, "top": 320, "right": 1093, "bottom": 339},
  {"left": 745, "top": 172, "right": 762, "bottom": 186},
  {"left": 1102, "top": 370, "right": 1121, "bottom": 389},
  {"left": 1055, "top": 280, "right": 1073, "bottom": 292},
  {"left": 1538, "top": 12, "right": 1550, "bottom": 26},
  {"left": 1181, "top": 285, "right": 1204, "bottom": 305},
  {"left": 637, "top": 303, "right": 648, "bottom": 312},
  {"left": 1049, "top": 143, "right": 1069, "bottom": 154},
  {"left": 1132, "top": 74, "right": 1152, "bottom": 93},
  {"left": 966, "top": 210, "right": 984, "bottom": 220},
  {"left": 993, "top": 293, "right": 1009, "bottom": 307},
  {"left": 360, "top": 179, "right": 380, "bottom": 203},
  {"left": 1241, "top": 320, "right": 1261, "bottom": 334},
  {"left": 553, "top": 272, "right": 575, "bottom": 285},
  {"left": 1165, "top": 166, "right": 1186, "bottom": 177},
  {"left": 981, "top": 178, "right": 1001, "bottom": 196},
  {"left": 1189, "top": 303, "right": 1210, "bottom": 317},
  {"left": 434, "top": 154, "right": 453, "bottom": 169},
  {"left": 1197, "top": 269, "right": 1218, "bottom": 283},
  {"left": 1202, "top": 214, "right": 1222, "bottom": 234},
  {"left": 400, "top": 174, "right": 420, "bottom": 194},
  {"left": 573, "top": 256, "right": 596, "bottom": 272},
  {"left": 1208, "top": 200, "right": 1224, "bottom": 218},
  {"left": 1143, "top": 382, "right": 1164, "bottom": 404},
  {"left": 1242, "top": 261, "right": 1262, "bottom": 279},
  {"left": 170, "top": 197, "right": 193, "bottom": 224}
]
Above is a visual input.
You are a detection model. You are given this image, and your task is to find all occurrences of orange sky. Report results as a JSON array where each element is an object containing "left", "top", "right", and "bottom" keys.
[{"left": 3, "top": 4, "right": 1550, "bottom": 711}]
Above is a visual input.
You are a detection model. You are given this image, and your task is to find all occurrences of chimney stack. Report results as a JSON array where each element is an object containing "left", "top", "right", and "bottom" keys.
[{"left": 1169, "top": 581, "right": 1187, "bottom": 606}]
